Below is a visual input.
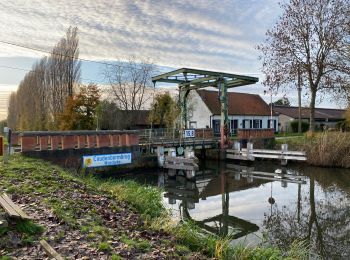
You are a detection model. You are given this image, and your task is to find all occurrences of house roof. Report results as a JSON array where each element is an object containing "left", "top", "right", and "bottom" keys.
[
  {"left": 273, "top": 106, "right": 346, "bottom": 120},
  {"left": 196, "top": 90, "right": 274, "bottom": 116}
]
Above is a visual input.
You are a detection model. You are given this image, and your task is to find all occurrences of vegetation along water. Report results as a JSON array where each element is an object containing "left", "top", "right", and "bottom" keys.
[{"left": 0, "top": 155, "right": 317, "bottom": 259}]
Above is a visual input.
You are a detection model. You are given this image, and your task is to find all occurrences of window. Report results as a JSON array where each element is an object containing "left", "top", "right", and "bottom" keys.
[
  {"left": 212, "top": 119, "right": 220, "bottom": 134},
  {"left": 189, "top": 121, "right": 197, "bottom": 129},
  {"left": 253, "top": 119, "right": 261, "bottom": 129},
  {"left": 243, "top": 119, "right": 252, "bottom": 129}
]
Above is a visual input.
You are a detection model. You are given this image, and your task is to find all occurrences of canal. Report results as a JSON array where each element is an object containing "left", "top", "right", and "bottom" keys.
[{"left": 115, "top": 160, "right": 350, "bottom": 259}]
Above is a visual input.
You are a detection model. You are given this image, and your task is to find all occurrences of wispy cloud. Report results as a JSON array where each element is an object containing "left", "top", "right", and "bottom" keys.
[{"left": 0, "top": 0, "right": 281, "bottom": 73}]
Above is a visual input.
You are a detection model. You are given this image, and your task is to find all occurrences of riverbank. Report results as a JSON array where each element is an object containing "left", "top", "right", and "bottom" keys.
[
  {"left": 276, "top": 131, "right": 350, "bottom": 168},
  {"left": 0, "top": 155, "right": 307, "bottom": 259}
]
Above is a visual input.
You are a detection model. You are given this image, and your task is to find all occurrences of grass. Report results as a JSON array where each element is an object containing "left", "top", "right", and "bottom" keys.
[
  {"left": 98, "top": 241, "right": 112, "bottom": 252},
  {"left": 120, "top": 234, "right": 151, "bottom": 252},
  {"left": 0, "top": 219, "right": 44, "bottom": 247},
  {"left": 15, "top": 219, "right": 44, "bottom": 235},
  {"left": 275, "top": 132, "right": 304, "bottom": 138},
  {"left": 0, "top": 154, "right": 310, "bottom": 259}
]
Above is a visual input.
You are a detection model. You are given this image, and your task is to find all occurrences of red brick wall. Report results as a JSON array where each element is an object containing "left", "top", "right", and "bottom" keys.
[
  {"left": 111, "top": 134, "right": 120, "bottom": 147},
  {"left": 97, "top": 134, "right": 110, "bottom": 148},
  {"left": 11, "top": 133, "right": 20, "bottom": 146},
  {"left": 195, "top": 128, "right": 214, "bottom": 139},
  {"left": 18, "top": 131, "right": 139, "bottom": 152},
  {"left": 77, "top": 136, "right": 86, "bottom": 149},
  {"left": 21, "top": 136, "right": 37, "bottom": 152},
  {"left": 39, "top": 136, "right": 49, "bottom": 151},
  {"left": 120, "top": 134, "right": 127, "bottom": 146},
  {"left": 62, "top": 136, "right": 76, "bottom": 149},
  {"left": 127, "top": 134, "right": 139, "bottom": 146},
  {"left": 50, "top": 136, "right": 61, "bottom": 150},
  {"left": 87, "top": 135, "right": 96, "bottom": 148}
]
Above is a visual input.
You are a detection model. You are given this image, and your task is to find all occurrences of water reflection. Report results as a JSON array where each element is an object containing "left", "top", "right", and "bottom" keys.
[{"left": 160, "top": 161, "right": 350, "bottom": 259}]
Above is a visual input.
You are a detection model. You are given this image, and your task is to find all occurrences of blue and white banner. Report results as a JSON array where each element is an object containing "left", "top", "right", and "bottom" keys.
[{"left": 82, "top": 153, "right": 132, "bottom": 168}]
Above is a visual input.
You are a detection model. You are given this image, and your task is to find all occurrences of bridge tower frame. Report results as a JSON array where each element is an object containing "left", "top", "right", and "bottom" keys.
[{"left": 152, "top": 68, "right": 258, "bottom": 149}]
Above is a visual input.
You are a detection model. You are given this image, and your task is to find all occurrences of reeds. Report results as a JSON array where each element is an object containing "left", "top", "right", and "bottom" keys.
[{"left": 304, "top": 132, "right": 350, "bottom": 167}]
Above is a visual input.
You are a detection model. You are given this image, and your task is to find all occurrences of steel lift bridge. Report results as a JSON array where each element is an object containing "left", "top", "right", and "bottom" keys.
[{"left": 152, "top": 68, "right": 259, "bottom": 149}]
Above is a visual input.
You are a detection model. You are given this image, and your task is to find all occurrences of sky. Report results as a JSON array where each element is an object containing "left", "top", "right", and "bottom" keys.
[{"left": 0, "top": 0, "right": 339, "bottom": 120}]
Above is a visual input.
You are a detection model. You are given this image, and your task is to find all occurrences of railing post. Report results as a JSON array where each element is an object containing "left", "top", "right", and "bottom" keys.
[{"left": 281, "top": 144, "right": 288, "bottom": 166}]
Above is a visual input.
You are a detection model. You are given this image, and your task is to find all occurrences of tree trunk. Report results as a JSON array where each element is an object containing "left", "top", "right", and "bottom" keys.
[{"left": 309, "top": 88, "right": 317, "bottom": 132}]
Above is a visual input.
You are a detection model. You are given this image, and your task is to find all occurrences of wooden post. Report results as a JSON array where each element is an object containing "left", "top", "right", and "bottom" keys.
[
  {"left": 247, "top": 142, "right": 254, "bottom": 161},
  {"left": 281, "top": 144, "right": 288, "bottom": 166}
]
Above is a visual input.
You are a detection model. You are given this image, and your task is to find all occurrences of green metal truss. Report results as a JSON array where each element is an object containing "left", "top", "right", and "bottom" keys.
[{"left": 152, "top": 68, "right": 259, "bottom": 149}]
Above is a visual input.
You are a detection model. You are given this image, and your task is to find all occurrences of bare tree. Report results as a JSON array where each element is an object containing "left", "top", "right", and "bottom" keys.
[
  {"left": 7, "top": 92, "right": 17, "bottom": 129},
  {"left": 104, "top": 57, "right": 156, "bottom": 110},
  {"left": 7, "top": 26, "right": 81, "bottom": 130},
  {"left": 47, "top": 26, "right": 81, "bottom": 126},
  {"left": 258, "top": 0, "right": 350, "bottom": 131}
]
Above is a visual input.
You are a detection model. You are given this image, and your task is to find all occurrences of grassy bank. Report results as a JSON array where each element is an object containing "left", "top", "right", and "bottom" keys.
[{"left": 0, "top": 155, "right": 308, "bottom": 259}]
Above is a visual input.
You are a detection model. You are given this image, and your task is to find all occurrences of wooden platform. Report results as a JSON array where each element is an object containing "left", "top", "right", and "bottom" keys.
[
  {"left": 226, "top": 145, "right": 307, "bottom": 165},
  {"left": 0, "top": 193, "right": 31, "bottom": 219}
]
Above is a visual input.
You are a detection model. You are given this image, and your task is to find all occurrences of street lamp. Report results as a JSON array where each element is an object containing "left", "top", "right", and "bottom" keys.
[{"left": 264, "top": 89, "right": 274, "bottom": 129}]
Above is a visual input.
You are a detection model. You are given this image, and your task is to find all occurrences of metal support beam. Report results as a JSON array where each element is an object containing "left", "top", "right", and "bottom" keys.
[
  {"left": 218, "top": 78, "right": 230, "bottom": 149},
  {"left": 179, "top": 87, "right": 190, "bottom": 129}
]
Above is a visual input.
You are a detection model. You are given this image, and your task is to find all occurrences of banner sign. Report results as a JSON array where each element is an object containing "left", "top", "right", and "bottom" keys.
[
  {"left": 83, "top": 153, "right": 132, "bottom": 168},
  {"left": 184, "top": 129, "right": 195, "bottom": 138}
]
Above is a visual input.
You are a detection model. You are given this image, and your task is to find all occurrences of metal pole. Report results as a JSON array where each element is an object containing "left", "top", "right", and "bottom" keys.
[
  {"left": 270, "top": 92, "right": 273, "bottom": 129},
  {"left": 298, "top": 65, "right": 302, "bottom": 134},
  {"left": 218, "top": 78, "right": 228, "bottom": 149}
]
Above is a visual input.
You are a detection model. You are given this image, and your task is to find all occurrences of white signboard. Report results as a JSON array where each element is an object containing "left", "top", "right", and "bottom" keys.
[
  {"left": 83, "top": 153, "right": 132, "bottom": 168},
  {"left": 184, "top": 129, "right": 195, "bottom": 138}
]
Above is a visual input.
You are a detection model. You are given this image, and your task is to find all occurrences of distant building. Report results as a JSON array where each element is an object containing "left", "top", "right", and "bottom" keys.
[
  {"left": 189, "top": 90, "right": 279, "bottom": 134},
  {"left": 273, "top": 105, "right": 346, "bottom": 132},
  {"left": 100, "top": 110, "right": 153, "bottom": 130}
]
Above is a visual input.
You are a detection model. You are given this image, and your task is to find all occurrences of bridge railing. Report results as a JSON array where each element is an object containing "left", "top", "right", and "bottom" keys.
[
  {"left": 10, "top": 130, "right": 140, "bottom": 152},
  {"left": 139, "top": 128, "right": 215, "bottom": 145}
]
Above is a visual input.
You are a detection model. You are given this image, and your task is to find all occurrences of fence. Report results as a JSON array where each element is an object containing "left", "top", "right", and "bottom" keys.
[
  {"left": 138, "top": 128, "right": 214, "bottom": 145},
  {"left": 10, "top": 130, "right": 139, "bottom": 152}
]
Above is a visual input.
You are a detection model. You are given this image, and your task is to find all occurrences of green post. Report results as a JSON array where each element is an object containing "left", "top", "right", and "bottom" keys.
[
  {"left": 218, "top": 78, "right": 229, "bottom": 149},
  {"left": 179, "top": 88, "right": 190, "bottom": 130}
]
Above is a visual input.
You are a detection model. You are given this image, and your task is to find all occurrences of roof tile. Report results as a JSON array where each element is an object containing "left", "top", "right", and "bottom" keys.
[{"left": 197, "top": 90, "right": 273, "bottom": 116}]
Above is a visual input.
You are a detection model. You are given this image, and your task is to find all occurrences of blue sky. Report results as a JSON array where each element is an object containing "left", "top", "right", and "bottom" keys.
[{"left": 0, "top": 0, "right": 338, "bottom": 119}]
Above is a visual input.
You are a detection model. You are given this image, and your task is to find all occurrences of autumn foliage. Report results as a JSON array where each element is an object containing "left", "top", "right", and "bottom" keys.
[{"left": 59, "top": 84, "right": 100, "bottom": 130}]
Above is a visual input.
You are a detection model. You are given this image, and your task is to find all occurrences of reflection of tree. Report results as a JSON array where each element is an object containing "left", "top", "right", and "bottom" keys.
[{"left": 264, "top": 176, "right": 350, "bottom": 259}]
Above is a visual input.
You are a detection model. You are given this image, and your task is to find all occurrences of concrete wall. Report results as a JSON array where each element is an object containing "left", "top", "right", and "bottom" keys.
[{"left": 187, "top": 91, "right": 212, "bottom": 128}]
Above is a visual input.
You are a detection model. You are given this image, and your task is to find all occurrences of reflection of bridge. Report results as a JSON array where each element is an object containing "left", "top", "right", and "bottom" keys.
[{"left": 162, "top": 163, "right": 306, "bottom": 238}]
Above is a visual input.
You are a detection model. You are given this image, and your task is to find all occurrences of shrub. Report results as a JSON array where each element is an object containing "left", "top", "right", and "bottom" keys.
[{"left": 290, "top": 120, "right": 309, "bottom": 133}]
